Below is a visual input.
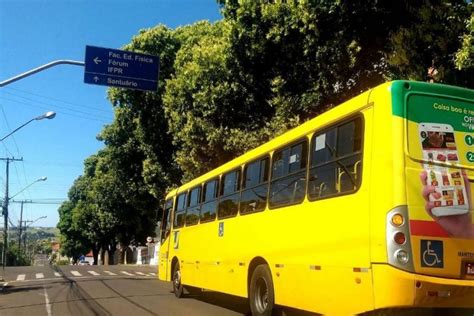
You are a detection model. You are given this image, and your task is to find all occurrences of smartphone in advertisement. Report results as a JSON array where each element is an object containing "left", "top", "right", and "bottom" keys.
[{"left": 419, "top": 122, "right": 469, "bottom": 216}]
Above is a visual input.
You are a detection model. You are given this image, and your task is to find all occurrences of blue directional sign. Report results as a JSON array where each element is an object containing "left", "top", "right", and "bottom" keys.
[{"left": 84, "top": 45, "right": 160, "bottom": 92}]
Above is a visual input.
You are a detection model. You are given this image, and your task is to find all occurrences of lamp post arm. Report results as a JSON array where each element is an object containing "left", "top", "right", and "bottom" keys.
[
  {"left": 0, "top": 119, "right": 34, "bottom": 142},
  {"left": 0, "top": 60, "right": 85, "bottom": 87}
]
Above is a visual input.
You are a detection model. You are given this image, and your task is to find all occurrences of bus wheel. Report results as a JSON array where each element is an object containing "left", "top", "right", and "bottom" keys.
[
  {"left": 172, "top": 263, "right": 184, "bottom": 298},
  {"left": 249, "top": 264, "right": 274, "bottom": 316}
]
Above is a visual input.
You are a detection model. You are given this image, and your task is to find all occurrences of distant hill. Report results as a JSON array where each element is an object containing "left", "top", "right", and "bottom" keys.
[{"left": 10, "top": 226, "right": 60, "bottom": 241}]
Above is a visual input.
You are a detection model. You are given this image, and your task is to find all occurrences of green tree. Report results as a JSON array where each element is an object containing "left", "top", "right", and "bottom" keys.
[
  {"left": 455, "top": 13, "right": 474, "bottom": 70},
  {"left": 59, "top": 0, "right": 472, "bottom": 260},
  {"left": 107, "top": 25, "right": 182, "bottom": 196},
  {"left": 57, "top": 185, "right": 92, "bottom": 263},
  {"left": 6, "top": 243, "right": 29, "bottom": 266}
]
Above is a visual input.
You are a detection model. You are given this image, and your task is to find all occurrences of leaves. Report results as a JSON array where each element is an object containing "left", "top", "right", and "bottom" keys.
[{"left": 59, "top": 0, "right": 473, "bottom": 258}]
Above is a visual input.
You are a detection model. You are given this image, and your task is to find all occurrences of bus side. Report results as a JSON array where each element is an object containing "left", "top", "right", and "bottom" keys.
[
  {"left": 160, "top": 89, "right": 380, "bottom": 315},
  {"left": 160, "top": 81, "right": 474, "bottom": 315}
]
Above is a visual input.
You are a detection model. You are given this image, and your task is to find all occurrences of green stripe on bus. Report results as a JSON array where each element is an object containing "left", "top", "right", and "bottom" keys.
[{"left": 391, "top": 81, "right": 474, "bottom": 131}]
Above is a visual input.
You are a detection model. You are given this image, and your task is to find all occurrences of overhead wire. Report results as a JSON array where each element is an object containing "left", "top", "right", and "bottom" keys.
[
  {"left": 0, "top": 96, "right": 110, "bottom": 123},
  {"left": 0, "top": 86, "right": 112, "bottom": 229},
  {"left": 0, "top": 103, "right": 30, "bottom": 208},
  {"left": 4, "top": 86, "right": 112, "bottom": 114},
  {"left": 1, "top": 90, "right": 112, "bottom": 120}
]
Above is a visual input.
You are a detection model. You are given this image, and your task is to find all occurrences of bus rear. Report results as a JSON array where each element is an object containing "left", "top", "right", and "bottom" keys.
[{"left": 376, "top": 81, "right": 474, "bottom": 311}]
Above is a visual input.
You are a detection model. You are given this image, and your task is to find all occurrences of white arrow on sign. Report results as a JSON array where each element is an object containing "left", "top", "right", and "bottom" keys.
[
  {"left": 93, "top": 76, "right": 99, "bottom": 82},
  {"left": 93, "top": 57, "right": 102, "bottom": 65}
]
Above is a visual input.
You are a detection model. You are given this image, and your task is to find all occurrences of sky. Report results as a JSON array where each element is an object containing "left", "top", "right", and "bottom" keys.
[{"left": 0, "top": 0, "right": 222, "bottom": 228}]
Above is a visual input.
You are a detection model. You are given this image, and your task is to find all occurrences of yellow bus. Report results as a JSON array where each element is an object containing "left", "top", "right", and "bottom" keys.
[{"left": 159, "top": 80, "right": 474, "bottom": 315}]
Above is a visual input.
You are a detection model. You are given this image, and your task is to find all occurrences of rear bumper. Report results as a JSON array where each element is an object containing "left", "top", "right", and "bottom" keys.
[{"left": 372, "top": 263, "right": 474, "bottom": 309}]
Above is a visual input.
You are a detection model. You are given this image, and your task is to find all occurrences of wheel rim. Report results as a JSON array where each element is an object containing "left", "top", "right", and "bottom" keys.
[
  {"left": 173, "top": 268, "right": 181, "bottom": 291},
  {"left": 254, "top": 277, "right": 269, "bottom": 313}
]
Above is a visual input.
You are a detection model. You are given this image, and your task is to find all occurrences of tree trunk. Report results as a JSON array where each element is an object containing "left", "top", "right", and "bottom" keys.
[
  {"left": 99, "top": 247, "right": 106, "bottom": 265},
  {"left": 92, "top": 244, "right": 99, "bottom": 265},
  {"left": 108, "top": 241, "right": 116, "bottom": 265}
]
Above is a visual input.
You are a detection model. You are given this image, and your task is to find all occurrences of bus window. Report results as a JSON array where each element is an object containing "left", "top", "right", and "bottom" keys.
[
  {"left": 269, "top": 140, "right": 308, "bottom": 208},
  {"left": 308, "top": 117, "right": 363, "bottom": 200},
  {"left": 174, "top": 192, "right": 187, "bottom": 228},
  {"left": 160, "top": 198, "right": 173, "bottom": 243},
  {"left": 218, "top": 169, "right": 241, "bottom": 218},
  {"left": 241, "top": 156, "right": 269, "bottom": 214},
  {"left": 186, "top": 186, "right": 201, "bottom": 226},
  {"left": 201, "top": 178, "right": 218, "bottom": 222}
]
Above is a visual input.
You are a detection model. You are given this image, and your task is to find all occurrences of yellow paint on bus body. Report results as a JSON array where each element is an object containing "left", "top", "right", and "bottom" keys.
[{"left": 159, "top": 81, "right": 474, "bottom": 315}]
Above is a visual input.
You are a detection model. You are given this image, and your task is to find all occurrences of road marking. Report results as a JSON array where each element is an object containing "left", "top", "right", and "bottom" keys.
[
  {"left": 54, "top": 272, "right": 61, "bottom": 277},
  {"left": 87, "top": 271, "right": 100, "bottom": 276},
  {"left": 135, "top": 272, "right": 146, "bottom": 276},
  {"left": 70, "top": 271, "right": 82, "bottom": 276},
  {"left": 36, "top": 273, "right": 44, "bottom": 279},
  {"left": 43, "top": 287, "right": 52, "bottom": 316},
  {"left": 120, "top": 271, "right": 134, "bottom": 276},
  {"left": 104, "top": 271, "right": 117, "bottom": 276},
  {"left": 17, "top": 274, "right": 26, "bottom": 281},
  {"left": 148, "top": 272, "right": 156, "bottom": 276}
]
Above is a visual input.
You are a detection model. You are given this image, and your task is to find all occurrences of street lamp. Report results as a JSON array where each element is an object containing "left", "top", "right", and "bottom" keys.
[
  {"left": 2, "top": 177, "right": 48, "bottom": 274},
  {"left": 0, "top": 111, "right": 56, "bottom": 142},
  {"left": 22, "top": 216, "right": 47, "bottom": 263},
  {"left": 30, "top": 216, "right": 47, "bottom": 225},
  {"left": 1, "top": 111, "right": 55, "bottom": 279},
  {"left": 13, "top": 177, "right": 47, "bottom": 252},
  {"left": 10, "top": 177, "right": 47, "bottom": 200}
]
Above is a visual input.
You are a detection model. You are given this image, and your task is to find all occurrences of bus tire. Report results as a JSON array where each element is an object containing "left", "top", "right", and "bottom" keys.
[
  {"left": 172, "top": 262, "right": 184, "bottom": 298},
  {"left": 249, "top": 264, "right": 275, "bottom": 316}
]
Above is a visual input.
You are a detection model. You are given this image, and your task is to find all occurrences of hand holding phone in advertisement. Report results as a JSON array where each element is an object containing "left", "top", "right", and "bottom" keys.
[{"left": 420, "top": 170, "right": 474, "bottom": 239}]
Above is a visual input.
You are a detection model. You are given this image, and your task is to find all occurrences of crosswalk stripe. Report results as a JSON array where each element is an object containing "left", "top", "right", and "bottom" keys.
[
  {"left": 16, "top": 274, "right": 25, "bottom": 281},
  {"left": 54, "top": 272, "right": 61, "bottom": 277},
  {"left": 87, "top": 271, "right": 100, "bottom": 276},
  {"left": 120, "top": 271, "right": 134, "bottom": 276},
  {"left": 36, "top": 273, "right": 44, "bottom": 279},
  {"left": 135, "top": 272, "right": 146, "bottom": 276},
  {"left": 71, "top": 271, "right": 82, "bottom": 276},
  {"left": 104, "top": 271, "right": 117, "bottom": 276}
]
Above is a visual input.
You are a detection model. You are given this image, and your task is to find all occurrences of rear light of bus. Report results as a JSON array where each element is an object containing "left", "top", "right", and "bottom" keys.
[
  {"left": 395, "top": 250, "right": 409, "bottom": 264},
  {"left": 391, "top": 213, "right": 404, "bottom": 227},
  {"left": 386, "top": 206, "right": 414, "bottom": 272},
  {"left": 393, "top": 232, "right": 406, "bottom": 245}
]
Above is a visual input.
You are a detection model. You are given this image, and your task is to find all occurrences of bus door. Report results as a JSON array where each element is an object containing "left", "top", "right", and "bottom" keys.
[{"left": 159, "top": 198, "right": 174, "bottom": 281}]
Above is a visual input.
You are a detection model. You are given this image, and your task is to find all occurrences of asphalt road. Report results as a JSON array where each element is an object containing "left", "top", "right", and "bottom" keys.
[{"left": 0, "top": 264, "right": 252, "bottom": 316}]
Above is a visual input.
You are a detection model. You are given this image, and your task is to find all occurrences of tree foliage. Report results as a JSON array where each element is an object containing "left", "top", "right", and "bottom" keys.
[{"left": 58, "top": 0, "right": 473, "bottom": 259}]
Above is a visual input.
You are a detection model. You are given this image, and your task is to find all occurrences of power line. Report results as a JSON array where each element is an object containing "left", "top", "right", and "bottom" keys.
[
  {"left": 2, "top": 90, "right": 112, "bottom": 120},
  {"left": 0, "top": 103, "right": 36, "bottom": 204},
  {"left": 4, "top": 86, "right": 112, "bottom": 114},
  {"left": 0, "top": 97, "right": 110, "bottom": 123},
  {"left": 10, "top": 199, "right": 66, "bottom": 204}
]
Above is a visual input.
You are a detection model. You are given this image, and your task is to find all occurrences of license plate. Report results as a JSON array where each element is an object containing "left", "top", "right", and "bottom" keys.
[{"left": 465, "top": 262, "right": 474, "bottom": 276}]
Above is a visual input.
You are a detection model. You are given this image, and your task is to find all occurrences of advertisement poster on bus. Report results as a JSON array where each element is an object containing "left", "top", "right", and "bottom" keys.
[{"left": 406, "top": 94, "right": 474, "bottom": 241}]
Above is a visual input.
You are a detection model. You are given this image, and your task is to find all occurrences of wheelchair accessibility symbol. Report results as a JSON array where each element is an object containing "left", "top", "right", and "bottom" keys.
[{"left": 421, "top": 240, "right": 443, "bottom": 268}]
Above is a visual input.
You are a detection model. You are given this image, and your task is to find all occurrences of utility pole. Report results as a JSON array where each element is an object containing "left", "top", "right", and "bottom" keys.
[
  {"left": 18, "top": 201, "right": 24, "bottom": 250},
  {"left": 16, "top": 200, "right": 33, "bottom": 251},
  {"left": 22, "top": 220, "right": 33, "bottom": 254},
  {"left": 1, "top": 157, "right": 23, "bottom": 278}
]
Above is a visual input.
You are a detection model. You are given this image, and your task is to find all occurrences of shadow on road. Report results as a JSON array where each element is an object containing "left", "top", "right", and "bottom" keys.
[
  {"left": 1, "top": 284, "right": 46, "bottom": 295},
  {"left": 190, "top": 290, "right": 320, "bottom": 316}
]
